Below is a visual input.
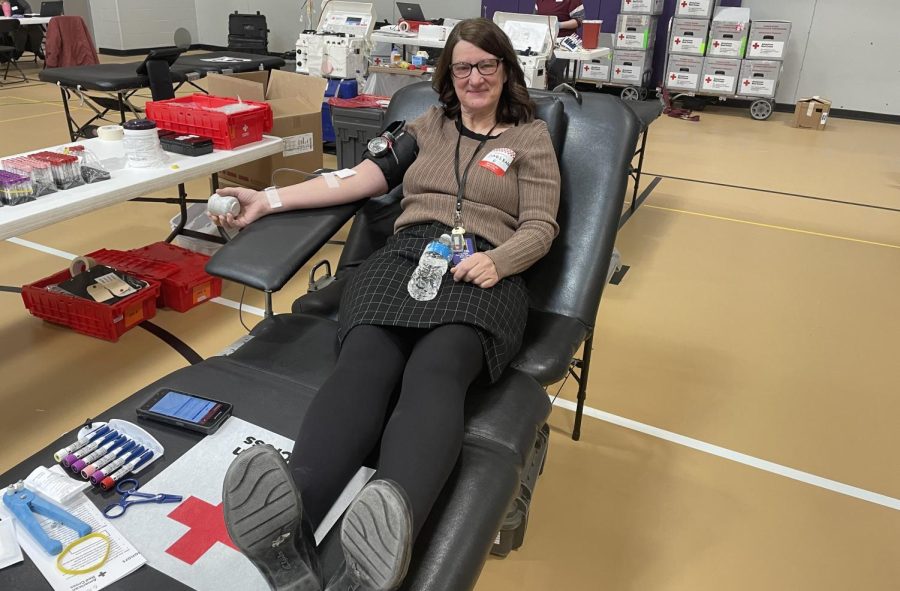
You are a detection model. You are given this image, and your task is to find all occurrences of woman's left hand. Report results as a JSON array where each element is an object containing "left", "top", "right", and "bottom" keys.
[{"left": 452, "top": 253, "right": 500, "bottom": 289}]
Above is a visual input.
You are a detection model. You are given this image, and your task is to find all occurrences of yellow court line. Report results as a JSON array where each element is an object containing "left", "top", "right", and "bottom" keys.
[
  {"left": 0, "top": 95, "right": 43, "bottom": 104},
  {"left": 0, "top": 107, "right": 91, "bottom": 125},
  {"left": 644, "top": 204, "right": 900, "bottom": 250}
]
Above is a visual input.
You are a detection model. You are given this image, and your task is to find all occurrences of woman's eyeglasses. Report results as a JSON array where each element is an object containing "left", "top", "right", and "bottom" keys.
[{"left": 450, "top": 58, "right": 502, "bottom": 79}]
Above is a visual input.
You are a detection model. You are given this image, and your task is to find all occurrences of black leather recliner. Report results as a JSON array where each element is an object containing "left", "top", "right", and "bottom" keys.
[{"left": 0, "top": 83, "right": 639, "bottom": 591}]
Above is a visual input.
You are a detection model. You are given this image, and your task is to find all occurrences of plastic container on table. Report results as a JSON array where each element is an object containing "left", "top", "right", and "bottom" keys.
[
  {"left": 3, "top": 157, "right": 57, "bottom": 197},
  {"left": 0, "top": 169, "right": 34, "bottom": 205},
  {"left": 146, "top": 94, "right": 273, "bottom": 150}
]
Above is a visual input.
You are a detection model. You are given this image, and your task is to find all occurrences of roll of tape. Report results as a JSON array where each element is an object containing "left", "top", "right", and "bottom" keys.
[
  {"left": 69, "top": 256, "right": 98, "bottom": 277},
  {"left": 398, "top": 20, "right": 410, "bottom": 32},
  {"left": 98, "top": 125, "right": 124, "bottom": 141}
]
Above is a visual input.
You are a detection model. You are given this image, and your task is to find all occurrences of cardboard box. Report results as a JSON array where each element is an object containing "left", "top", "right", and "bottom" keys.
[
  {"left": 207, "top": 70, "right": 327, "bottom": 190},
  {"left": 578, "top": 33, "right": 614, "bottom": 82},
  {"left": 793, "top": 96, "right": 831, "bottom": 130},
  {"left": 746, "top": 20, "right": 792, "bottom": 61},
  {"left": 700, "top": 57, "right": 740, "bottom": 95},
  {"left": 620, "top": 0, "right": 664, "bottom": 15},
  {"left": 578, "top": 33, "right": 613, "bottom": 82},
  {"left": 709, "top": 7, "right": 750, "bottom": 58},
  {"left": 670, "top": 17, "right": 709, "bottom": 56},
  {"left": 611, "top": 49, "right": 650, "bottom": 85},
  {"left": 615, "top": 14, "right": 658, "bottom": 50},
  {"left": 675, "top": 0, "right": 718, "bottom": 20},
  {"left": 665, "top": 54, "right": 704, "bottom": 92},
  {"left": 737, "top": 59, "right": 781, "bottom": 98}
]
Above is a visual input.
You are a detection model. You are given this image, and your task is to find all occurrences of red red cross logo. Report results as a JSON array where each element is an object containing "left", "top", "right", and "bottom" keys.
[
  {"left": 705, "top": 76, "right": 712, "bottom": 83},
  {"left": 583, "top": 65, "right": 590, "bottom": 71},
  {"left": 681, "top": 0, "right": 688, "bottom": 7},
  {"left": 619, "top": 33, "right": 625, "bottom": 40},
  {"left": 615, "top": 68, "right": 622, "bottom": 74},
  {"left": 743, "top": 79, "right": 751, "bottom": 86},
  {"left": 626, "top": 0, "right": 632, "bottom": 4},
  {"left": 670, "top": 73, "right": 677, "bottom": 80},
  {"left": 753, "top": 42, "right": 760, "bottom": 49},
  {"left": 674, "top": 37, "right": 681, "bottom": 45},
  {"left": 165, "top": 496, "right": 238, "bottom": 565},
  {"left": 713, "top": 41, "right": 720, "bottom": 48},
  {"left": 374, "top": 57, "right": 382, "bottom": 65}
]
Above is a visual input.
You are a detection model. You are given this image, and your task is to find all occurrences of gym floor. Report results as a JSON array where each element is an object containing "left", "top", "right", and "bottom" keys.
[{"left": 1, "top": 55, "right": 899, "bottom": 590}]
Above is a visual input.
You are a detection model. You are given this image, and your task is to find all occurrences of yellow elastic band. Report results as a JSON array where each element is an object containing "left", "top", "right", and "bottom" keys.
[{"left": 55, "top": 532, "right": 111, "bottom": 576}]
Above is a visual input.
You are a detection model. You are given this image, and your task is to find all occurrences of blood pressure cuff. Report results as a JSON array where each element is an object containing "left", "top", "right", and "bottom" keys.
[{"left": 362, "top": 121, "right": 419, "bottom": 191}]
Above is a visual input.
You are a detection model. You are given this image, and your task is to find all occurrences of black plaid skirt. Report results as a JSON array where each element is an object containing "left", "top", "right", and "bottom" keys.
[{"left": 338, "top": 223, "right": 529, "bottom": 383}]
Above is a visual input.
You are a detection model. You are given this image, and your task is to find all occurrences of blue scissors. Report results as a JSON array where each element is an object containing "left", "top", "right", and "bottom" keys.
[{"left": 102, "top": 478, "right": 182, "bottom": 518}]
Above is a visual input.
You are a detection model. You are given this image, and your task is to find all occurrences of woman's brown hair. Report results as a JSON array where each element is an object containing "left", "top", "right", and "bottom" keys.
[{"left": 432, "top": 18, "right": 535, "bottom": 125}]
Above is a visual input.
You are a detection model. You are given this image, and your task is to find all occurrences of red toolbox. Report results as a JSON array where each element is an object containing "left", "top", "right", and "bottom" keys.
[
  {"left": 21, "top": 269, "right": 160, "bottom": 342},
  {"left": 125, "top": 242, "right": 222, "bottom": 312},
  {"left": 146, "top": 94, "right": 273, "bottom": 150}
]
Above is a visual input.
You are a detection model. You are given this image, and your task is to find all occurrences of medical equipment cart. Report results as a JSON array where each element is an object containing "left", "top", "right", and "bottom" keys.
[{"left": 659, "top": 16, "right": 781, "bottom": 120}]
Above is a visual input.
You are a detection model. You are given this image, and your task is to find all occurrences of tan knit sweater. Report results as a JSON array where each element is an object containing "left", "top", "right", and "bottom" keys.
[{"left": 395, "top": 106, "right": 560, "bottom": 279}]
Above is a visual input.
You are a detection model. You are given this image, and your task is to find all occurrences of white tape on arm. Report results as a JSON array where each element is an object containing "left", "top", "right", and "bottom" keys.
[
  {"left": 264, "top": 186, "right": 283, "bottom": 209},
  {"left": 322, "top": 173, "right": 340, "bottom": 188}
]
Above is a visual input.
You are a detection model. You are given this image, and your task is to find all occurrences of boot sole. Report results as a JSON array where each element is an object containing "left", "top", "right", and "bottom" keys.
[
  {"left": 340, "top": 480, "right": 413, "bottom": 591},
  {"left": 223, "top": 445, "right": 321, "bottom": 591}
]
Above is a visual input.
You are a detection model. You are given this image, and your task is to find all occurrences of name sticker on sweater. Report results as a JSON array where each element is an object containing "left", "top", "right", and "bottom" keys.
[{"left": 479, "top": 148, "right": 516, "bottom": 176}]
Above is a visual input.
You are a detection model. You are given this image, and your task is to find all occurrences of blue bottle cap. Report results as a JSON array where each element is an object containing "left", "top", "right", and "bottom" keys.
[{"left": 427, "top": 241, "right": 452, "bottom": 261}]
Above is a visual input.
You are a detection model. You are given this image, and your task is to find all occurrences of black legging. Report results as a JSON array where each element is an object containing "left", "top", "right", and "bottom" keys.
[{"left": 288, "top": 323, "right": 484, "bottom": 540}]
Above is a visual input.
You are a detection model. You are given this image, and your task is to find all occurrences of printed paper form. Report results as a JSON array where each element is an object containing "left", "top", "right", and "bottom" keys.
[{"left": 0, "top": 491, "right": 145, "bottom": 591}]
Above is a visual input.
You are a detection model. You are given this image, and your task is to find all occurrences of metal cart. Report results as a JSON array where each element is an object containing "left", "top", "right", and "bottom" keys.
[
  {"left": 660, "top": 88, "right": 778, "bottom": 120},
  {"left": 571, "top": 54, "right": 653, "bottom": 102},
  {"left": 659, "top": 16, "right": 782, "bottom": 120}
]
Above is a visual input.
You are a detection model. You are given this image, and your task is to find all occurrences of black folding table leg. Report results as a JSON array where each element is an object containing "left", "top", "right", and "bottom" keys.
[
  {"left": 165, "top": 183, "right": 189, "bottom": 243},
  {"left": 60, "top": 86, "right": 78, "bottom": 142},
  {"left": 572, "top": 332, "right": 594, "bottom": 441},
  {"left": 631, "top": 128, "right": 649, "bottom": 213}
]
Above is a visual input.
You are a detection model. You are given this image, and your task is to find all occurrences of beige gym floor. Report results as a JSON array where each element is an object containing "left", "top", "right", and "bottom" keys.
[{"left": 2, "top": 56, "right": 899, "bottom": 590}]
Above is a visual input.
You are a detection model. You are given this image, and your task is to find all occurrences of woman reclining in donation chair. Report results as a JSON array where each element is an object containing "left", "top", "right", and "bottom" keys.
[{"left": 209, "top": 17, "right": 560, "bottom": 591}]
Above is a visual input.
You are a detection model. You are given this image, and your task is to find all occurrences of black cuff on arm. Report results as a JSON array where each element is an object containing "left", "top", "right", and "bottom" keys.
[{"left": 362, "top": 125, "right": 419, "bottom": 191}]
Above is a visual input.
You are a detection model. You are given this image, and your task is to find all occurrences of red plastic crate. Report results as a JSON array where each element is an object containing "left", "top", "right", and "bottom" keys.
[
  {"left": 88, "top": 249, "right": 180, "bottom": 283},
  {"left": 21, "top": 269, "right": 160, "bottom": 342},
  {"left": 145, "top": 94, "right": 273, "bottom": 150},
  {"left": 127, "top": 242, "right": 222, "bottom": 312}
]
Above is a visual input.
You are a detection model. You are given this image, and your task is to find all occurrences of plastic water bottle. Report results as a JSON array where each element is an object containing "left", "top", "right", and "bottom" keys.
[{"left": 408, "top": 234, "right": 453, "bottom": 301}]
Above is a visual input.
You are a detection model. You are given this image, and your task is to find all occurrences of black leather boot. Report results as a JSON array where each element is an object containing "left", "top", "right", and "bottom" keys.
[
  {"left": 325, "top": 479, "right": 414, "bottom": 591},
  {"left": 223, "top": 444, "right": 323, "bottom": 591}
]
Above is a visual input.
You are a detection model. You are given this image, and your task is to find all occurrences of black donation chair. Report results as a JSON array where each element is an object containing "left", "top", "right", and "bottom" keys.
[{"left": 0, "top": 82, "right": 639, "bottom": 590}]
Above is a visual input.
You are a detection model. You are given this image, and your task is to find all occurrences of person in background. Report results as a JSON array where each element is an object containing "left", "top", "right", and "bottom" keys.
[
  {"left": 1, "top": 0, "right": 45, "bottom": 61},
  {"left": 534, "top": 0, "right": 584, "bottom": 89},
  {"left": 6, "top": 0, "right": 32, "bottom": 15}
]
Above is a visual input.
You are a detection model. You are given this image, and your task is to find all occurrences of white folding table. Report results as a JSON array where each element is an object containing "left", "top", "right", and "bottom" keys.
[{"left": 0, "top": 135, "right": 284, "bottom": 241}]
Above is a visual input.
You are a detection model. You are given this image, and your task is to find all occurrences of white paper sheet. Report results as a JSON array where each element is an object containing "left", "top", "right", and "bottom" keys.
[{"left": 0, "top": 491, "right": 145, "bottom": 591}]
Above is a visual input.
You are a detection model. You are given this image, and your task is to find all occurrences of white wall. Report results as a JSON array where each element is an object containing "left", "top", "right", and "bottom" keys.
[
  {"left": 194, "top": 0, "right": 247, "bottom": 49},
  {"left": 92, "top": 0, "right": 485, "bottom": 53},
  {"left": 743, "top": 0, "right": 900, "bottom": 115},
  {"left": 91, "top": 0, "right": 198, "bottom": 51},
  {"left": 90, "top": 0, "right": 123, "bottom": 50},
  {"left": 371, "top": 0, "right": 482, "bottom": 22}
]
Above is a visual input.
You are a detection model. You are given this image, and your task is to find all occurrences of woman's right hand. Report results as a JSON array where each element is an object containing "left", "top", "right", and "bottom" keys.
[{"left": 207, "top": 186, "right": 271, "bottom": 230}]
